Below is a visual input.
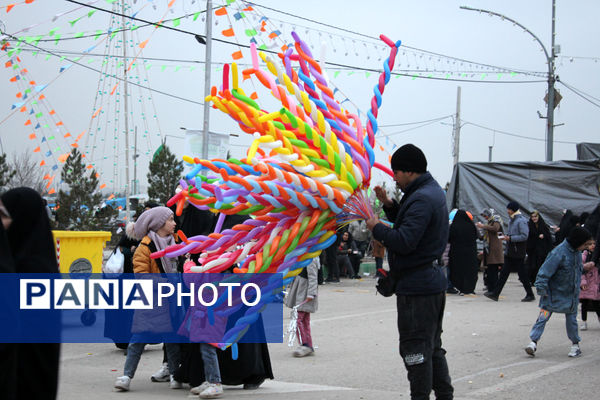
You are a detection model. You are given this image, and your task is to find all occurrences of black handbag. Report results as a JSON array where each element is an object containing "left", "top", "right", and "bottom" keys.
[{"left": 375, "top": 269, "right": 396, "bottom": 297}]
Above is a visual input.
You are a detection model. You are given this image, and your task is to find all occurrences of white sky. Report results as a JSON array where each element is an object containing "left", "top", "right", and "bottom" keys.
[{"left": 1, "top": 0, "right": 599, "bottom": 194}]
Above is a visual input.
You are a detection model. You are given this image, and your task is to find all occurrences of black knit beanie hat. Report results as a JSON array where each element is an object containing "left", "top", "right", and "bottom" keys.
[
  {"left": 566, "top": 226, "right": 592, "bottom": 249},
  {"left": 390, "top": 144, "right": 427, "bottom": 173},
  {"left": 506, "top": 201, "right": 520, "bottom": 212}
]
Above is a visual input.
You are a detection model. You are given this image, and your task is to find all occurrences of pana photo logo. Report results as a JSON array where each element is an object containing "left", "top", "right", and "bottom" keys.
[{"left": 19, "top": 279, "right": 262, "bottom": 310}]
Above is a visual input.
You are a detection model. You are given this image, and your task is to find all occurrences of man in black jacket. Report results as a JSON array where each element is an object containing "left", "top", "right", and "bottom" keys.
[{"left": 366, "top": 144, "right": 453, "bottom": 400}]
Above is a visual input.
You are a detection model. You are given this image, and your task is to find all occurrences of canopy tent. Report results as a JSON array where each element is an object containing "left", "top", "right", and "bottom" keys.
[
  {"left": 577, "top": 143, "right": 600, "bottom": 160},
  {"left": 446, "top": 159, "right": 600, "bottom": 227}
]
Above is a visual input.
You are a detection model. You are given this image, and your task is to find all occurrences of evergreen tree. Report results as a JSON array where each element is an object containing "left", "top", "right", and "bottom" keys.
[
  {"left": 0, "top": 153, "right": 16, "bottom": 193},
  {"left": 55, "top": 148, "right": 115, "bottom": 230},
  {"left": 147, "top": 140, "right": 184, "bottom": 204}
]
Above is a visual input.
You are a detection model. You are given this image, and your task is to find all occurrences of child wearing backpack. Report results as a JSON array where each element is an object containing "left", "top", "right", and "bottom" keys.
[
  {"left": 114, "top": 207, "right": 182, "bottom": 392},
  {"left": 284, "top": 257, "right": 320, "bottom": 357}
]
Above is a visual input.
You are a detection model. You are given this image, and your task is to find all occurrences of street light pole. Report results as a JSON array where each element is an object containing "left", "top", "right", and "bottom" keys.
[
  {"left": 460, "top": 2, "right": 557, "bottom": 161},
  {"left": 201, "top": 0, "right": 213, "bottom": 161}
]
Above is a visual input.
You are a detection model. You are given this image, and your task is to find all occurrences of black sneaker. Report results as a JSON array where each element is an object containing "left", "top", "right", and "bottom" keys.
[
  {"left": 521, "top": 295, "right": 535, "bottom": 302},
  {"left": 484, "top": 292, "right": 499, "bottom": 302},
  {"left": 446, "top": 287, "right": 459, "bottom": 294}
]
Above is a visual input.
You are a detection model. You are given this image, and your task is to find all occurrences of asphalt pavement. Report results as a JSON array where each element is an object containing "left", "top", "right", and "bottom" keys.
[{"left": 57, "top": 272, "right": 600, "bottom": 399}]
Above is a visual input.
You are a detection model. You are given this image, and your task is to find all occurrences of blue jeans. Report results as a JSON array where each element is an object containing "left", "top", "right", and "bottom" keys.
[
  {"left": 124, "top": 337, "right": 180, "bottom": 379},
  {"left": 529, "top": 309, "right": 580, "bottom": 344},
  {"left": 200, "top": 343, "right": 221, "bottom": 383}
]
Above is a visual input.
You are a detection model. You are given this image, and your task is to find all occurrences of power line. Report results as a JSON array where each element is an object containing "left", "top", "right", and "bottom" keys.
[
  {"left": 557, "top": 79, "right": 600, "bottom": 109},
  {"left": 1, "top": 32, "right": 205, "bottom": 106},
  {"left": 377, "top": 117, "right": 452, "bottom": 138},
  {"left": 54, "top": 0, "right": 546, "bottom": 84},
  {"left": 461, "top": 119, "right": 578, "bottom": 144},
  {"left": 243, "top": 0, "right": 546, "bottom": 77},
  {"left": 378, "top": 114, "right": 453, "bottom": 128}
]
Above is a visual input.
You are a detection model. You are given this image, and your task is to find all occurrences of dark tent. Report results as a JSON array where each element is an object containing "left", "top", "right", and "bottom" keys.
[
  {"left": 447, "top": 159, "right": 600, "bottom": 227},
  {"left": 576, "top": 143, "right": 600, "bottom": 160}
]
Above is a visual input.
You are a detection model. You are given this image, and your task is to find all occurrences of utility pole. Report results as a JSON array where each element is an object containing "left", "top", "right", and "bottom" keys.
[
  {"left": 452, "top": 86, "right": 461, "bottom": 167},
  {"left": 133, "top": 126, "right": 138, "bottom": 194},
  {"left": 201, "top": 0, "right": 213, "bottom": 161},
  {"left": 121, "top": 0, "right": 131, "bottom": 220},
  {"left": 461, "top": 3, "right": 558, "bottom": 161},
  {"left": 546, "top": 0, "right": 557, "bottom": 161}
]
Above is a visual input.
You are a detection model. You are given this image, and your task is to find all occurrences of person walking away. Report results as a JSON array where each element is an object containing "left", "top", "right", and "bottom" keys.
[
  {"left": 485, "top": 201, "right": 533, "bottom": 302},
  {"left": 448, "top": 210, "right": 478, "bottom": 295},
  {"left": 525, "top": 227, "right": 593, "bottom": 358},
  {"left": 476, "top": 209, "right": 504, "bottom": 294},
  {"left": 114, "top": 207, "right": 182, "bottom": 392},
  {"left": 579, "top": 240, "right": 600, "bottom": 330},
  {"left": 366, "top": 144, "right": 453, "bottom": 400},
  {"left": 284, "top": 257, "right": 320, "bottom": 357},
  {"left": 526, "top": 211, "right": 553, "bottom": 285}
]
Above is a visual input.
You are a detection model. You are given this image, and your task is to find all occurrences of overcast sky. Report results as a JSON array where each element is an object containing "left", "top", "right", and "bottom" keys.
[{"left": 1, "top": 0, "right": 599, "bottom": 194}]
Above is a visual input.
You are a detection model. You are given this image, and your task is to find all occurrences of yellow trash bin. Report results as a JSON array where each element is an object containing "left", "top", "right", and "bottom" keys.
[{"left": 52, "top": 231, "right": 112, "bottom": 274}]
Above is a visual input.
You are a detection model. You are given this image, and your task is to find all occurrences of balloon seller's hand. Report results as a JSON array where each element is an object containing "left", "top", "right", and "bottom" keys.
[
  {"left": 475, "top": 222, "right": 484, "bottom": 228},
  {"left": 306, "top": 296, "right": 314, "bottom": 302},
  {"left": 373, "top": 186, "right": 392, "bottom": 207},
  {"left": 366, "top": 217, "right": 380, "bottom": 231}
]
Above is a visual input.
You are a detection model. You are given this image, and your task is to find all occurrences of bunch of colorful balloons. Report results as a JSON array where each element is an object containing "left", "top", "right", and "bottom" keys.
[{"left": 152, "top": 32, "right": 402, "bottom": 349}]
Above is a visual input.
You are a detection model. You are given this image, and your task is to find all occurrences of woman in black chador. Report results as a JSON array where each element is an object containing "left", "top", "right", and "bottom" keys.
[
  {"left": 526, "top": 211, "right": 553, "bottom": 285},
  {"left": 1, "top": 187, "right": 61, "bottom": 400},
  {"left": 448, "top": 210, "right": 479, "bottom": 294}
]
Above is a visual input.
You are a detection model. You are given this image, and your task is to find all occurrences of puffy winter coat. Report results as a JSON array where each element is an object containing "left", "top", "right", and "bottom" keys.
[
  {"left": 579, "top": 250, "right": 600, "bottom": 301},
  {"left": 285, "top": 258, "right": 319, "bottom": 313},
  {"left": 535, "top": 240, "right": 583, "bottom": 314}
]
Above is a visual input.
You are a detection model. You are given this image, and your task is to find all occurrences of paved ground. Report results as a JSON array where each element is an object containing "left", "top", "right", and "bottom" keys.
[{"left": 58, "top": 272, "right": 600, "bottom": 399}]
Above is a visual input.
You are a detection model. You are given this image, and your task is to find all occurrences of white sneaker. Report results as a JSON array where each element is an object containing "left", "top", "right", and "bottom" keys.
[
  {"left": 581, "top": 321, "right": 588, "bottom": 331},
  {"left": 150, "top": 363, "right": 170, "bottom": 382},
  {"left": 199, "top": 383, "right": 223, "bottom": 398},
  {"left": 568, "top": 343, "right": 581, "bottom": 357},
  {"left": 525, "top": 341, "right": 537, "bottom": 357},
  {"left": 114, "top": 376, "right": 131, "bottom": 391},
  {"left": 169, "top": 375, "right": 182, "bottom": 389},
  {"left": 293, "top": 345, "right": 314, "bottom": 357},
  {"left": 191, "top": 381, "right": 211, "bottom": 395}
]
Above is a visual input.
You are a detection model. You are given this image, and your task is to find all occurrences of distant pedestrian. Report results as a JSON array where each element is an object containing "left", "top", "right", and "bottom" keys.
[
  {"left": 337, "top": 231, "right": 357, "bottom": 279},
  {"left": 284, "top": 257, "right": 320, "bottom": 357},
  {"left": 485, "top": 201, "right": 533, "bottom": 302},
  {"left": 526, "top": 211, "right": 553, "bottom": 285},
  {"left": 372, "top": 239, "right": 386, "bottom": 278},
  {"left": 525, "top": 227, "right": 593, "bottom": 358},
  {"left": 476, "top": 209, "right": 504, "bottom": 293},
  {"left": 579, "top": 240, "right": 599, "bottom": 330},
  {"left": 448, "top": 210, "right": 478, "bottom": 294}
]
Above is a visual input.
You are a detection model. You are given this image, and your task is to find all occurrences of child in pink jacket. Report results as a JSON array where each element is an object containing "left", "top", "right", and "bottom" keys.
[{"left": 579, "top": 240, "right": 599, "bottom": 330}]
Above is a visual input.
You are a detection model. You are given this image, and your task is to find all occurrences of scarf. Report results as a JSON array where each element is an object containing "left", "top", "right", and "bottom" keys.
[{"left": 148, "top": 231, "right": 177, "bottom": 273}]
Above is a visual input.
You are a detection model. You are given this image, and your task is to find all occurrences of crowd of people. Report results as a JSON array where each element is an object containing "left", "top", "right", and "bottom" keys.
[{"left": 2, "top": 141, "right": 599, "bottom": 400}]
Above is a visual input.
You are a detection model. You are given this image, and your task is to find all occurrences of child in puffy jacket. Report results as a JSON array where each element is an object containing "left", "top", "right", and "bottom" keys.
[
  {"left": 284, "top": 257, "right": 319, "bottom": 357},
  {"left": 579, "top": 240, "right": 599, "bottom": 330}
]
